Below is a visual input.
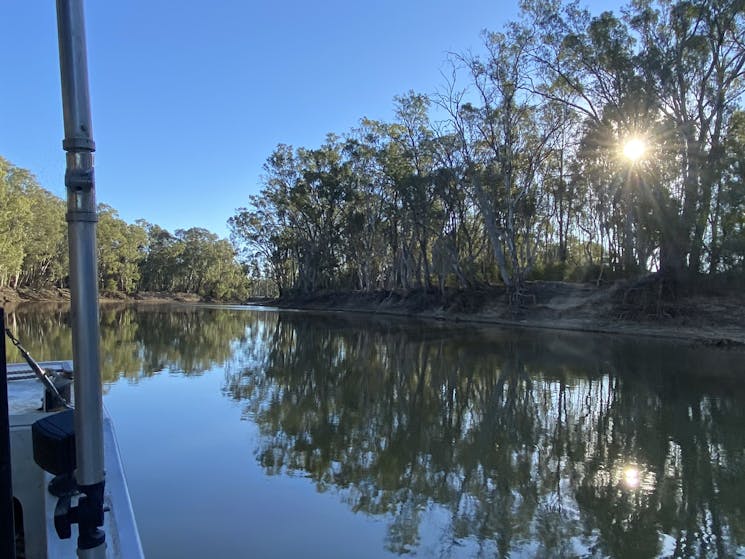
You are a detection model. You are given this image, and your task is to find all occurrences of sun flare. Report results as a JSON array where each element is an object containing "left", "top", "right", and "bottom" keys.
[
  {"left": 623, "top": 466, "right": 640, "bottom": 489},
  {"left": 623, "top": 138, "right": 647, "bottom": 162}
]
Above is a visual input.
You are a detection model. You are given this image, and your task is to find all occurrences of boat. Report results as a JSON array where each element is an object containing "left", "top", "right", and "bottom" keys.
[
  {"left": 3, "top": 357, "right": 144, "bottom": 558},
  {"left": 1, "top": 1, "right": 144, "bottom": 557}
]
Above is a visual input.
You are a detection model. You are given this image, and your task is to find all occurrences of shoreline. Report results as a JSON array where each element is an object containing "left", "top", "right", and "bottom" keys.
[
  {"left": 284, "top": 304, "right": 745, "bottom": 348},
  {"left": 4, "top": 282, "right": 744, "bottom": 349},
  {"left": 253, "top": 282, "right": 745, "bottom": 348},
  {"left": 0, "top": 287, "right": 213, "bottom": 308}
]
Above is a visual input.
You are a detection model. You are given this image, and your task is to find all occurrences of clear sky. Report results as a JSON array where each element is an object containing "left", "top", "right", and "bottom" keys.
[{"left": 1, "top": 1, "right": 625, "bottom": 239}]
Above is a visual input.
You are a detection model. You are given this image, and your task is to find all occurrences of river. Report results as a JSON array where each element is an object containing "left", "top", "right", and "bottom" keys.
[{"left": 5, "top": 304, "right": 745, "bottom": 558}]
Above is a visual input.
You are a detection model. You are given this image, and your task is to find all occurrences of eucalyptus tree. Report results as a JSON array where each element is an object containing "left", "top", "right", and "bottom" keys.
[
  {"left": 628, "top": 0, "right": 745, "bottom": 275},
  {"left": 428, "top": 129, "right": 484, "bottom": 290},
  {"left": 357, "top": 119, "right": 419, "bottom": 289},
  {"left": 341, "top": 121, "right": 393, "bottom": 291},
  {"left": 172, "top": 227, "right": 222, "bottom": 294},
  {"left": 385, "top": 92, "right": 441, "bottom": 289},
  {"left": 138, "top": 222, "right": 248, "bottom": 299},
  {"left": 232, "top": 139, "right": 353, "bottom": 295},
  {"left": 521, "top": 2, "right": 666, "bottom": 276},
  {"left": 522, "top": 0, "right": 745, "bottom": 279},
  {"left": 0, "top": 157, "right": 34, "bottom": 287},
  {"left": 438, "top": 64, "right": 513, "bottom": 288},
  {"left": 197, "top": 238, "right": 248, "bottom": 300},
  {"left": 0, "top": 157, "right": 68, "bottom": 288},
  {"left": 229, "top": 195, "right": 294, "bottom": 296},
  {"left": 231, "top": 144, "right": 302, "bottom": 295},
  {"left": 97, "top": 204, "right": 147, "bottom": 293},
  {"left": 230, "top": 0, "right": 744, "bottom": 291},
  {"left": 536, "top": 100, "right": 585, "bottom": 269},
  {"left": 19, "top": 185, "right": 67, "bottom": 287},
  {"left": 295, "top": 137, "right": 352, "bottom": 292},
  {"left": 138, "top": 221, "right": 179, "bottom": 292},
  {"left": 710, "top": 110, "right": 745, "bottom": 271},
  {"left": 442, "top": 27, "right": 563, "bottom": 290}
]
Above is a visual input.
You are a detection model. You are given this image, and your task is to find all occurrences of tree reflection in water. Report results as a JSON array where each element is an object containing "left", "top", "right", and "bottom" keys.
[
  {"left": 225, "top": 313, "right": 745, "bottom": 559},
  {"left": 6, "top": 305, "right": 745, "bottom": 557},
  {"left": 5, "top": 304, "right": 251, "bottom": 382}
]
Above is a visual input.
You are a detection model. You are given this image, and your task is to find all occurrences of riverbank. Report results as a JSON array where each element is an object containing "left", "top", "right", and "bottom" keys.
[
  {"left": 0, "top": 286, "right": 204, "bottom": 307},
  {"left": 257, "top": 281, "right": 745, "bottom": 347},
  {"left": 4, "top": 281, "right": 744, "bottom": 347}
]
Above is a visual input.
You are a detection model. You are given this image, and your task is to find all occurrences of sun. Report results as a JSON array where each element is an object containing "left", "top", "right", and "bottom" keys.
[{"left": 622, "top": 138, "right": 647, "bottom": 163}]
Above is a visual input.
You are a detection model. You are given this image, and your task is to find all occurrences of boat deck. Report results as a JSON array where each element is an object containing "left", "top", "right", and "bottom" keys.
[{"left": 8, "top": 362, "right": 144, "bottom": 559}]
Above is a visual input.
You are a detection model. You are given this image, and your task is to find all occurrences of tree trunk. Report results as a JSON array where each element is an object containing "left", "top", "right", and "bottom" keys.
[{"left": 472, "top": 174, "right": 512, "bottom": 287}]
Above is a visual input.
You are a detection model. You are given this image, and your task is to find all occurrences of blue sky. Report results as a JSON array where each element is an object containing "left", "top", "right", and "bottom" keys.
[{"left": 1, "top": 1, "right": 624, "bottom": 239}]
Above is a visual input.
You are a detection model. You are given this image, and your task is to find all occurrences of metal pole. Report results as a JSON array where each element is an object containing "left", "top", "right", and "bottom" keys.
[
  {"left": 55, "top": 1, "right": 106, "bottom": 555},
  {"left": 0, "top": 309, "right": 16, "bottom": 559}
]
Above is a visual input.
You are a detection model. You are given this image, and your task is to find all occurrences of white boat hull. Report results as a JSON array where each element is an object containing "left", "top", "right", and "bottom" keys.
[{"left": 8, "top": 362, "right": 144, "bottom": 559}]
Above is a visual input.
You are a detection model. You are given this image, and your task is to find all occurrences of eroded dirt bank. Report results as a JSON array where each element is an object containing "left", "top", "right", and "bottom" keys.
[{"left": 257, "top": 281, "right": 745, "bottom": 348}]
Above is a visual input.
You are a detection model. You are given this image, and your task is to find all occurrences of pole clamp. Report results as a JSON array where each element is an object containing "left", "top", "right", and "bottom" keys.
[
  {"left": 54, "top": 481, "right": 106, "bottom": 550},
  {"left": 66, "top": 210, "right": 98, "bottom": 223},
  {"left": 63, "top": 137, "right": 96, "bottom": 152},
  {"left": 65, "top": 167, "right": 95, "bottom": 192}
]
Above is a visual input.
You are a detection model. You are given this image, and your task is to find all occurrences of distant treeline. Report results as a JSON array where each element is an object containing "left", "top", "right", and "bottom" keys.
[
  {"left": 0, "top": 156, "right": 249, "bottom": 300},
  {"left": 230, "top": 0, "right": 745, "bottom": 296}
]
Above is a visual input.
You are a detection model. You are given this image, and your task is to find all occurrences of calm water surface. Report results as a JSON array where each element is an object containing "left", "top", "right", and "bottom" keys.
[{"left": 6, "top": 304, "right": 745, "bottom": 558}]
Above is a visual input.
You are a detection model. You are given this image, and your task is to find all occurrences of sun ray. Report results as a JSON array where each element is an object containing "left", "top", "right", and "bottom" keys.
[{"left": 623, "top": 138, "right": 646, "bottom": 163}]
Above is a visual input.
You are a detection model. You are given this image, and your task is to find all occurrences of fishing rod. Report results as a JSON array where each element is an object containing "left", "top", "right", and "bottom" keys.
[{"left": 4, "top": 328, "right": 72, "bottom": 409}]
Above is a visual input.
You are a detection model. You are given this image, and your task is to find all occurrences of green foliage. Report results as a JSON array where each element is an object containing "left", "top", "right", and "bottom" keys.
[
  {"left": 138, "top": 223, "right": 249, "bottom": 300},
  {"left": 713, "top": 110, "right": 745, "bottom": 271},
  {"left": 0, "top": 156, "right": 59, "bottom": 287},
  {"left": 97, "top": 204, "right": 146, "bottom": 293},
  {"left": 0, "top": 156, "right": 249, "bottom": 300},
  {"left": 7, "top": 1, "right": 745, "bottom": 298},
  {"left": 231, "top": 0, "right": 745, "bottom": 294},
  {"left": 20, "top": 186, "right": 67, "bottom": 287}
]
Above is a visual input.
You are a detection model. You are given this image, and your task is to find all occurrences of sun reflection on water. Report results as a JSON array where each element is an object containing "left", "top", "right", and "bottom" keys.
[{"left": 623, "top": 466, "right": 640, "bottom": 489}]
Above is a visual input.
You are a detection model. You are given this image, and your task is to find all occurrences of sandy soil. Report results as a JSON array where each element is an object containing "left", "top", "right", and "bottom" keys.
[{"left": 264, "top": 281, "right": 745, "bottom": 348}]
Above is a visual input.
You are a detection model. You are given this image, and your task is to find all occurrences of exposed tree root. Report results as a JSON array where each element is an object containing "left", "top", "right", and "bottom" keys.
[{"left": 614, "top": 273, "right": 678, "bottom": 319}]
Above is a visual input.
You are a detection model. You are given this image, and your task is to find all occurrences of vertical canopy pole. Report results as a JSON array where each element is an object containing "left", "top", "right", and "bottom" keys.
[{"left": 55, "top": 1, "right": 106, "bottom": 555}]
